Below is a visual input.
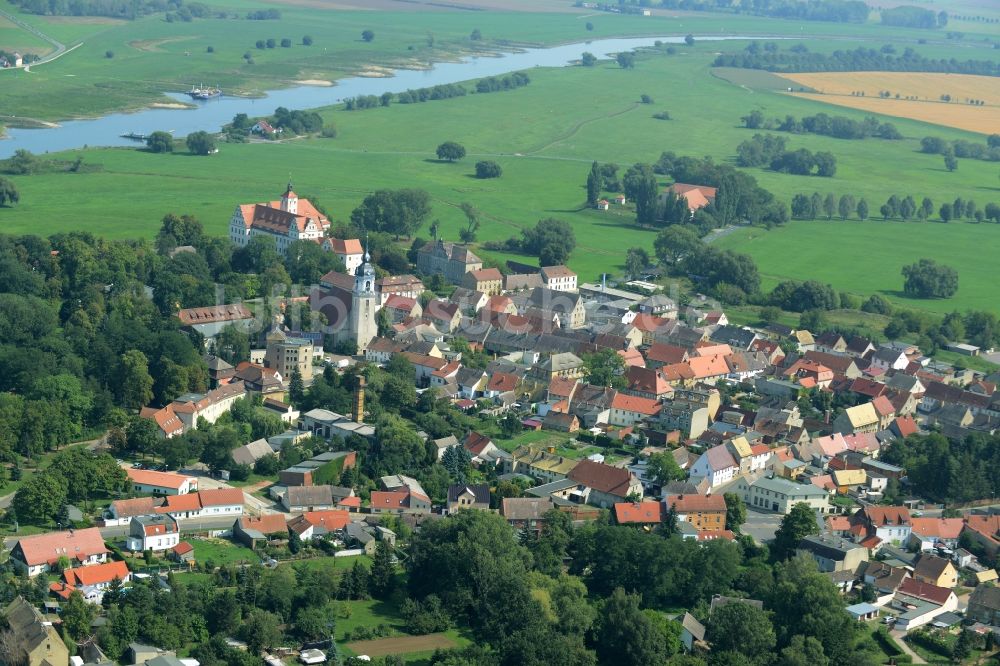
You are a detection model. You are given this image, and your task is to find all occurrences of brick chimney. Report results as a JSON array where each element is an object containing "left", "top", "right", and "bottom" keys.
[{"left": 352, "top": 376, "right": 366, "bottom": 423}]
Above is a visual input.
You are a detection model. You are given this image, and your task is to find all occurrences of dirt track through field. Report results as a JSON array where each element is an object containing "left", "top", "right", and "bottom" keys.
[{"left": 345, "top": 633, "right": 456, "bottom": 657}]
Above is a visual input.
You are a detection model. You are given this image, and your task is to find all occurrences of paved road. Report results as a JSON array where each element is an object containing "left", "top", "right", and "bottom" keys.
[
  {"left": 0, "top": 5, "right": 67, "bottom": 65},
  {"left": 703, "top": 225, "right": 739, "bottom": 244},
  {"left": 3, "top": 515, "right": 238, "bottom": 550},
  {"left": 741, "top": 508, "right": 784, "bottom": 544},
  {"left": 890, "top": 629, "right": 926, "bottom": 664},
  {"left": 176, "top": 466, "right": 279, "bottom": 516}
]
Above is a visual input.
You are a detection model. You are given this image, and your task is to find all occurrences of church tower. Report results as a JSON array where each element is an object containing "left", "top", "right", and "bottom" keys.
[
  {"left": 348, "top": 241, "right": 379, "bottom": 354},
  {"left": 279, "top": 182, "right": 298, "bottom": 215}
]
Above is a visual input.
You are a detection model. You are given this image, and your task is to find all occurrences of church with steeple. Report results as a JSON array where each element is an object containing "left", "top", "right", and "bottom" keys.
[
  {"left": 229, "top": 182, "right": 330, "bottom": 254},
  {"left": 310, "top": 239, "right": 380, "bottom": 354}
]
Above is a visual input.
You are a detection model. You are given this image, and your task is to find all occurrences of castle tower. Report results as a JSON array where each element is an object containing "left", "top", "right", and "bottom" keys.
[
  {"left": 279, "top": 182, "right": 298, "bottom": 215},
  {"left": 348, "top": 242, "right": 378, "bottom": 354}
]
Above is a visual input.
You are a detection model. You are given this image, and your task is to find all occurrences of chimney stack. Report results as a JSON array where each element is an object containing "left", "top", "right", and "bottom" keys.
[{"left": 353, "top": 376, "right": 366, "bottom": 423}]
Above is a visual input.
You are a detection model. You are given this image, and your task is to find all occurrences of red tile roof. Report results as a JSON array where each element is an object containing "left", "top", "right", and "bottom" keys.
[
  {"left": 301, "top": 510, "right": 350, "bottom": 531},
  {"left": 568, "top": 460, "right": 636, "bottom": 497},
  {"left": 327, "top": 238, "right": 363, "bottom": 255},
  {"left": 464, "top": 432, "right": 494, "bottom": 456},
  {"left": 893, "top": 416, "right": 918, "bottom": 437},
  {"left": 370, "top": 491, "right": 408, "bottom": 508},
  {"left": 861, "top": 506, "right": 911, "bottom": 526},
  {"left": 64, "top": 560, "right": 130, "bottom": 587},
  {"left": 14, "top": 528, "right": 108, "bottom": 567},
  {"left": 664, "top": 494, "right": 726, "bottom": 514},
  {"left": 239, "top": 514, "right": 287, "bottom": 535},
  {"left": 172, "top": 541, "right": 194, "bottom": 555},
  {"left": 199, "top": 487, "right": 245, "bottom": 507},
  {"left": 614, "top": 501, "right": 665, "bottom": 524},
  {"left": 898, "top": 578, "right": 954, "bottom": 606},
  {"left": 611, "top": 393, "right": 662, "bottom": 416},
  {"left": 127, "top": 468, "right": 195, "bottom": 491},
  {"left": 645, "top": 342, "right": 688, "bottom": 365},
  {"left": 487, "top": 372, "right": 519, "bottom": 393},
  {"left": 911, "top": 518, "right": 964, "bottom": 540}
]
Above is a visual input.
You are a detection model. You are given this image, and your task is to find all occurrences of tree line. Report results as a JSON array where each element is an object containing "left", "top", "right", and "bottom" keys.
[
  {"left": 13, "top": 0, "right": 182, "bottom": 18},
  {"left": 737, "top": 134, "right": 837, "bottom": 176},
  {"left": 880, "top": 5, "right": 947, "bottom": 29},
  {"left": 345, "top": 72, "right": 529, "bottom": 111},
  {"left": 881, "top": 432, "right": 1000, "bottom": 506},
  {"left": 741, "top": 109, "right": 901, "bottom": 140},
  {"left": 654, "top": 0, "right": 869, "bottom": 23},
  {"left": 921, "top": 133, "right": 1000, "bottom": 163},
  {"left": 791, "top": 191, "right": 1000, "bottom": 223},
  {"left": 714, "top": 43, "right": 1000, "bottom": 77}
]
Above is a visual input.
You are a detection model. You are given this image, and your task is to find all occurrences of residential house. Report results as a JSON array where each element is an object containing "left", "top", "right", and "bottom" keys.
[
  {"left": 370, "top": 475, "right": 432, "bottom": 514},
  {"left": 908, "top": 518, "right": 964, "bottom": 552},
  {"left": 637, "top": 294, "right": 676, "bottom": 317},
  {"left": 567, "top": 460, "right": 643, "bottom": 508},
  {"left": 231, "top": 438, "right": 276, "bottom": 467},
  {"left": 661, "top": 182, "right": 717, "bottom": 214},
  {"left": 446, "top": 484, "right": 491, "bottom": 513},
  {"left": 608, "top": 393, "right": 662, "bottom": 427},
  {"left": 688, "top": 446, "right": 739, "bottom": 490},
  {"left": 157, "top": 488, "right": 244, "bottom": 520},
  {"left": 663, "top": 494, "right": 726, "bottom": 531},
  {"left": 376, "top": 274, "right": 426, "bottom": 305},
  {"left": 233, "top": 361, "right": 285, "bottom": 397},
  {"left": 462, "top": 268, "right": 504, "bottom": 295},
  {"left": 126, "top": 469, "right": 197, "bottom": 496},
  {"left": 265, "top": 328, "right": 314, "bottom": 382},
  {"left": 58, "top": 560, "right": 132, "bottom": 602},
  {"left": 613, "top": 501, "right": 665, "bottom": 526},
  {"left": 644, "top": 342, "right": 688, "bottom": 370},
  {"left": 962, "top": 514, "right": 1000, "bottom": 559},
  {"left": 105, "top": 497, "right": 160, "bottom": 526},
  {"left": 851, "top": 506, "right": 912, "bottom": 545},
  {"left": 803, "top": 351, "right": 862, "bottom": 379},
  {"left": 287, "top": 510, "right": 350, "bottom": 541},
  {"left": 796, "top": 534, "right": 869, "bottom": 573},
  {"left": 1, "top": 597, "right": 70, "bottom": 666},
  {"left": 709, "top": 326, "right": 759, "bottom": 351},
  {"left": 520, "top": 287, "right": 586, "bottom": 329},
  {"left": 11, "top": 528, "right": 109, "bottom": 577},
  {"left": 730, "top": 475, "right": 831, "bottom": 515},
  {"left": 126, "top": 515, "right": 180, "bottom": 552},
  {"left": 501, "top": 497, "right": 556, "bottom": 535},
  {"left": 417, "top": 240, "right": 483, "bottom": 283},
  {"left": 967, "top": 585, "right": 1000, "bottom": 625},
  {"left": 382, "top": 295, "right": 422, "bottom": 324},
  {"left": 456, "top": 367, "right": 487, "bottom": 399},
  {"left": 170, "top": 542, "right": 195, "bottom": 564},
  {"left": 624, "top": 366, "right": 673, "bottom": 401},
  {"left": 893, "top": 578, "right": 959, "bottom": 630},
  {"left": 871, "top": 347, "right": 910, "bottom": 372},
  {"left": 543, "top": 412, "right": 580, "bottom": 433},
  {"left": 281, "top": 485, "right": 338, "bottom": 512},
  {"left": 540, "top": 265, "right": 578, "bottom": 292},
  {"left": 815, "top": 332, "right": 847, "bottom": 355},
  {"left": 508, "top": 446, "right": 578, "bottom": 482},
  {"left": 834, "top": 402, "right": 880, "bottom": 435},
  {"left": 234, "top": 514, "right": 288, "bottom": 548},
  {"left": 912, "top": 554, "right": 958, "bottom": 588}
]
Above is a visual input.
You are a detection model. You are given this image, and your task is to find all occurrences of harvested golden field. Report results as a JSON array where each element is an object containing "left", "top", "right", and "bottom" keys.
[{"left": 782, "top": 71, "right": 1000, "bottom": 134}]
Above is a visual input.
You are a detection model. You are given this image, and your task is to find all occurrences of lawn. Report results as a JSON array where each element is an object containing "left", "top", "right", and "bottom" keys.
[
  {"left": 2, "top": 16, "right": 1000, "bottom": 310},
  {"left": 189, "top": 537, "right": 259, "bottom": 566},
  {"left": 715, "top": 220, "right": 1000, "bottom": 315},
  {"left": 495, "top": 429, "right": 571, "bottom": 453}
]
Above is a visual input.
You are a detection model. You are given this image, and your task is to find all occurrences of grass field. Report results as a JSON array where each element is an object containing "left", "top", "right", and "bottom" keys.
[
  {"left": 3, "top": 0, "right": 999, "bottom": 122},
  {"left": 714, "top": 219, "right": 1000, "bottom": 315},
  {"left": 345, "top": 633, "right": 457, "bottom": 658},
  {"left": 189, "top": 537, "right": 259, "bottom": 566},
  {"left": 4, "top": 42, "right": 1000, "bottom": 290}
]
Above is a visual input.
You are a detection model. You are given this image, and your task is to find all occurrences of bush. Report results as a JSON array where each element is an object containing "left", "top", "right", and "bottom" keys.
[
  {"left": 206, "top": 45, "right": 214, "bottom": 53},
  {"left": 266, "top": 38, "right": 276, "bottom": 48},
  {"left": 105, "top": 50, "right": 114, "bottom": 58},
  {"left": 280, "top": 38, "right": 291, "bottom": 48},
  {"left": 320, "top": 126, "right": 337, "bottom": 139},
  {"left": 474, "top": 160, "right": 502, "bottom": 179},
  {"left": 640, "top": 94, "right": 654, "bottom": 104},
  {"left": 362, "top": 29, "right": 374, "bottom": 42},
  {"left": 653, "top": 111, "right": 671, "bottom": 120},
  {"left": 401, "top": 595, "right": 452, "bottom": 635},
  {"left": 303, "top": 35, "right": 313, "bottom": 46}
]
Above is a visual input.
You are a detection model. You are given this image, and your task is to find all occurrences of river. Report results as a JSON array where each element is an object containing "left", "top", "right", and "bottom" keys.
[{"left": 0, "top": 34, "right": 756, "bottom": 158}]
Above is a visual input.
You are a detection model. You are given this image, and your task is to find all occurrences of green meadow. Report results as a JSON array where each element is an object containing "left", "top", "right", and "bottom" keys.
[
  {"left": 2, "top": 3, "right": 1000, "bottom": 312},
  {"left": 2, "top": 0, "right": 998, "bottom": 122},
  {"left": 714, "top": 220, "right": 1000, "bottom": 316}
]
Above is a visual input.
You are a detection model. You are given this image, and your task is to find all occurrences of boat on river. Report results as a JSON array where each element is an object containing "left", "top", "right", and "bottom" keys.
[{"left": 187, "top": 84, "right": 221, "bottom": 100}]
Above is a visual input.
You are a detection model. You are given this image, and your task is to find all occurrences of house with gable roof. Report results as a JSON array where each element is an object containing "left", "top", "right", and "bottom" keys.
[
  {"left": 688, "top": 445, "right": 739, "bottom": 489},
  {"left": 11, "top": 528, "right": 109, "bottom": 577},
  {"left": 567, "top": 459, "right": 643, "bottom": 507},
  {"left": 834, "top": 402, "right": 881, "bottom": 435},
  {"left": 446, "top": 484, "right": 491, "bottom": 513},
  {"left": 126, "top": 514, "right": 180, "bottom": 552},
  {"left": 1, "top": 597, "right": 69, "bottom": 666},
  {"left": 608, "top": 393, "right": 662, "bottom": 427},
  {"left": 851, "top": 506, "right": 912, "bottom": 545},
  {"left": 660, "top": 183, "right": 717, "bottom": 214},
  {"left": 322, "top": 238, "right": 364, "bottom": 275}
]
